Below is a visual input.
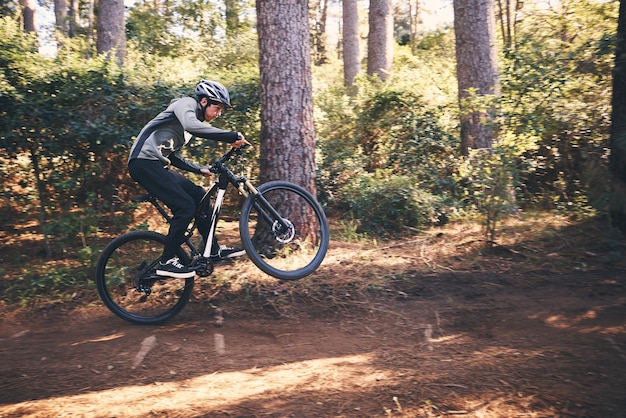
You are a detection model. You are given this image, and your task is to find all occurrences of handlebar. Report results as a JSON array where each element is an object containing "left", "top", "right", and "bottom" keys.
[{"left": 208, "top": 144, "right": 251, "bottom": 174}]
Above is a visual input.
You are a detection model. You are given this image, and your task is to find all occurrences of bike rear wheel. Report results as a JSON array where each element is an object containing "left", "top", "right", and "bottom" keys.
[
  {"left": 95, "top": 231, "right": 194, "bottom": 325},
  {"left": 240, "top": 181, "right": 330, "bottom": 280}
]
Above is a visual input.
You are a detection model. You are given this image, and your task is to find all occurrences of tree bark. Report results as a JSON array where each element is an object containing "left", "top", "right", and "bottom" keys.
[
  {"left": 54, "top": 0, "right": 68, "bottom": 35},
  {"left": 19, "top": 0, "right": 37, "bottom": 33},
  {"left": 342, "top": 0, "right": 361, "bottom": 88},
  {"left": 69, "top": 0, "right": 80, "bottom": 37},
  {"left": 409, "top": 0, "right": 419, "bottom": 52},
  {"left": 96, "top": 0, "right": 126, "bottom": 65},
  {"left": 256, "top": 0, "right": 319, "bottom": 244},
  {"left": 256, "top": 0, "right": 317, "bottom": 194},
  {"left": 367, "top": 0, "right": 394, "bottom": 81},
  {"left": 453, "top": 0, "right": 500, "bottom": 154}
]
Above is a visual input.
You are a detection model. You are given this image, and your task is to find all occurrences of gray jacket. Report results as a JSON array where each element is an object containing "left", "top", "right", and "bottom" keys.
[{"left": 128, "top": 96, "right": 238, "bottom": 173}]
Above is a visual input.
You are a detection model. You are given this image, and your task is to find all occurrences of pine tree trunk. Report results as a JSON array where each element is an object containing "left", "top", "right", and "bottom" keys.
[
  {"left": 453, "top": 0, "right": 500, "bottom": 154},
  {"left": 256, "top": 0, "right": 317, "bottom": 194},
  {"left": 96, "top": 0, "right": 126, "bottom": 65},
  {"left": 68, "top": 0, "right": 79, "bottom": 37},
  {"left": 19, "top": 0, "right": 37, "bottom": 33},
  {"left": 54, "top": 0, "right": 68, "bottom": 34},
  {"left": 342, "top": 0, "right": 361, "bottom": 88},
  {"left": 409, "top": 0, "right": 419, "bottom": 52},
  {"left": 367, "top": 0, "right": 394, "bottom": 81},
  {"left": 256, "top": 0, "right": 319, "bottom": 244}
]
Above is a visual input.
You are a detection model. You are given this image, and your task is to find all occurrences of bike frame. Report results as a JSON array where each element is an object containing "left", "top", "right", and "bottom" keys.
[
  {"left": 138, "top": 147, "right": 290, "bottom": 271},
  {"left": 197, "top": 147, "right": 293, "bottom": 259},
  {"left": 198, "top": 147, "right": 256, "bottom": 258}
]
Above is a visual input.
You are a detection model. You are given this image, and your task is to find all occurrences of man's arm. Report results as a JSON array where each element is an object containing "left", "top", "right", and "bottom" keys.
[
  {"left": 173, "top": 97, "right": 239, "bottom": 143},
  {"left": 169, "top": 152, "right": 207, "bottom": 174}
]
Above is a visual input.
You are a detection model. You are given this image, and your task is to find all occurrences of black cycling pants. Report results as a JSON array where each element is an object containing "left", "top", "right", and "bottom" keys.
[{"left": 128, "top": 159, "right": 214, "bottom": 260}]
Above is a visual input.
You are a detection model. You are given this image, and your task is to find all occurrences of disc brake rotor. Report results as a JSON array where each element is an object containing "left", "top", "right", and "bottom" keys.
[{"left": 272, "top": 219, "right": 295, "bottom": 243}]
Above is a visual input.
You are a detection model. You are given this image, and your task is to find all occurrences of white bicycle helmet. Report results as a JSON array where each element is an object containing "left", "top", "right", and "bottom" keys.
[{"left": 195, "top": 79, "right": 231, "bottom": 107}]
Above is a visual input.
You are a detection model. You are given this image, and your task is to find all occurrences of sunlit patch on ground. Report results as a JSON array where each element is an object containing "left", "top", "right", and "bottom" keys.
[{"left": 2, "top": 354, "right": 383, "bottom": 417}]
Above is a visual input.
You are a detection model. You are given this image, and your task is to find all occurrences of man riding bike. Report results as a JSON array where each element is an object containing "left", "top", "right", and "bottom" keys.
[{"left": 128, "top": 80, "right": 251, "bottom": 279}]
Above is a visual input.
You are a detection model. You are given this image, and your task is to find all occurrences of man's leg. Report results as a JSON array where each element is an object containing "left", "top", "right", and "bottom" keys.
[
  {"left": 175, "top": 172, "right": 213, "bottom": 247},
  {"left": 176, "top": 174, "right": 243, "bottom": 259},
  {"left": 128, "top": 159, "right": 196, "bottom": 260}
]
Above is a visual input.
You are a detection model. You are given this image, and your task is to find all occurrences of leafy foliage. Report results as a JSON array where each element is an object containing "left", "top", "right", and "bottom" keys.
[
  {"left": 316, "top": 51, "right": 460, "bottom": 234},
  {"left": 498, "top": 0, "right": 616, "bottom": 212},
  {"left": 0, "top": 0, "right": 620, "bottom": 248},
  {"left": 455, "top": 149, "right": 519, "bottom": 244},
  {"left": 126, "top": 0, "right": 257, "bottom": 62},
  {"left": 0, "top": 16, "right": 261, "bottom": 254},
  {"left": 339, "top": 173, "right": 449, "bottom": 236}
]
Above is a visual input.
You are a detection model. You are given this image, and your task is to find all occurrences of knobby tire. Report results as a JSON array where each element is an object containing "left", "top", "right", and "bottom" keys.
[
  {"left": 239, "top": 181, "right": 330, "bottom": 280},
  {"left": 95, "top": 230, "right": 194, "bottom": 325}
]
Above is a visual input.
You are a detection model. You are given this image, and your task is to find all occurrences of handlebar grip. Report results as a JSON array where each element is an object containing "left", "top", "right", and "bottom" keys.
[{"left": 235, "top": 143, "right": 251, "bottom": 151}]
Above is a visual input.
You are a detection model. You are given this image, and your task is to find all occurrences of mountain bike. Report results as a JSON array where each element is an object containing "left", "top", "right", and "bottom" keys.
[{"left": 95, "top": 146, "right": 329, "bottom": 325}]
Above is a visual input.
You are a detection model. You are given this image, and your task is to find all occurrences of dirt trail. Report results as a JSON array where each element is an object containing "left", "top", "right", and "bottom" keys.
[{"left": 1, "top": 268, "right": 625, "bottom": 417}]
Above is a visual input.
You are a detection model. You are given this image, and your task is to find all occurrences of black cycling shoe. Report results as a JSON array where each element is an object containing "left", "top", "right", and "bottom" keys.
[
  {"left": 156, "top": 256, "right": 195, "bottom": 278},
  {"left": 210, "top": 246, "right": 246, "bottom": 262}
]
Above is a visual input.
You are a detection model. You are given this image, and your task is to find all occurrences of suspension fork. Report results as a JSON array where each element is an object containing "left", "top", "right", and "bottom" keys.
[{"left": 240, "top": 180, "right": 292, "bottom": 233}]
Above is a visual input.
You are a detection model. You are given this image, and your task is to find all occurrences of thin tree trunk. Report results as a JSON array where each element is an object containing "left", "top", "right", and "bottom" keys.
[
  {"left": 342, "top": 0, "right": 361, "bottom": 89},
  {"left": 453, "top": 0, "right": 500, "bottom": 154},
  {"left": 409, "top": 0, "right": 419, "bottom": 52},
  {"left": 28, "top": 142, "right": 52, "bottom": 257},
  {"left": 69, "top": 0, "right": 79, "bottom": 37},
  {"left": 367, "top": 0, "right": 394, "bottom": 81},
  {"left": 19, "top": 0, "right": 37, "bottom": 33},
  {"left": 54, "top": 0, "right": 68, "bottom": 34},
  {"left": 87, "top": 0, "right": 94, "bottom": 54},
  {"left": 312, "top": 0, "right": 329, "bottom": 65},
  {"left": 496, "top": 0, "right": 507, "bottom": 48}
]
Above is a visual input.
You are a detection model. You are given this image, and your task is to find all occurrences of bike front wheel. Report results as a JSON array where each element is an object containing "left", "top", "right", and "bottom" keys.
[
  {"left": 240, "top": 181, "right": 330, "bottom": 280},
  {"left": 95, "top": 231, "right": 194, "bottom": 325}
]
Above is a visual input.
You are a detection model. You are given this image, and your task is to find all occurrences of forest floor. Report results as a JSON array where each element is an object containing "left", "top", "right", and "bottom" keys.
[{"left": 1, "top": 214, "right": 626, "bottom": 417}]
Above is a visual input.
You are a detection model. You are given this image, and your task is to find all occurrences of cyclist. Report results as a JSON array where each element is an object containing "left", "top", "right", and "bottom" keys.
[{"left": 128, "top": 80, "right": 251, "bottom": 278}]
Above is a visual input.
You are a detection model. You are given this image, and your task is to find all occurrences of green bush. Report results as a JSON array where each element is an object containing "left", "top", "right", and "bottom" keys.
[
  {"left": 455, "top": 149, "right": 519, "bottom": 243},
  {"left": 0, "top": 16, "right": 262, "bottom": 253},
  {"left": 316, "top": 82, "right": 461, "bottom": 213},
  {"left": 339, "top": 173, "right": 448, "bottom": 236},
  {"left": 498, "top": 0, "right": 615, "bottom": 213}
]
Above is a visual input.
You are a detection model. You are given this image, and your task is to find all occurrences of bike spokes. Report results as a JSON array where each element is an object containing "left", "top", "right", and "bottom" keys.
[
  {"left": 240, "top": 181, "right": 329, "bottom": 280},
  {"left": 95, "top": 231, "right": 194, "bottom": 324}
]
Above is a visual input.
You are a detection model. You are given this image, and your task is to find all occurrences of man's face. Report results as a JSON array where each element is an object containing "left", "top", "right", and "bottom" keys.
[{"left": 202, "top": 98, "right": 224, "bottom": 122}]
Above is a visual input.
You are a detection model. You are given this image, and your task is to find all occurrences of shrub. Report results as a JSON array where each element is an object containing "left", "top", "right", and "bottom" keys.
[
  {"left": 339, "top": 173, "right": 448, "bottom": 235},
  {"left": 316, "top": 83, "right": 461, "bottom": 214}
]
